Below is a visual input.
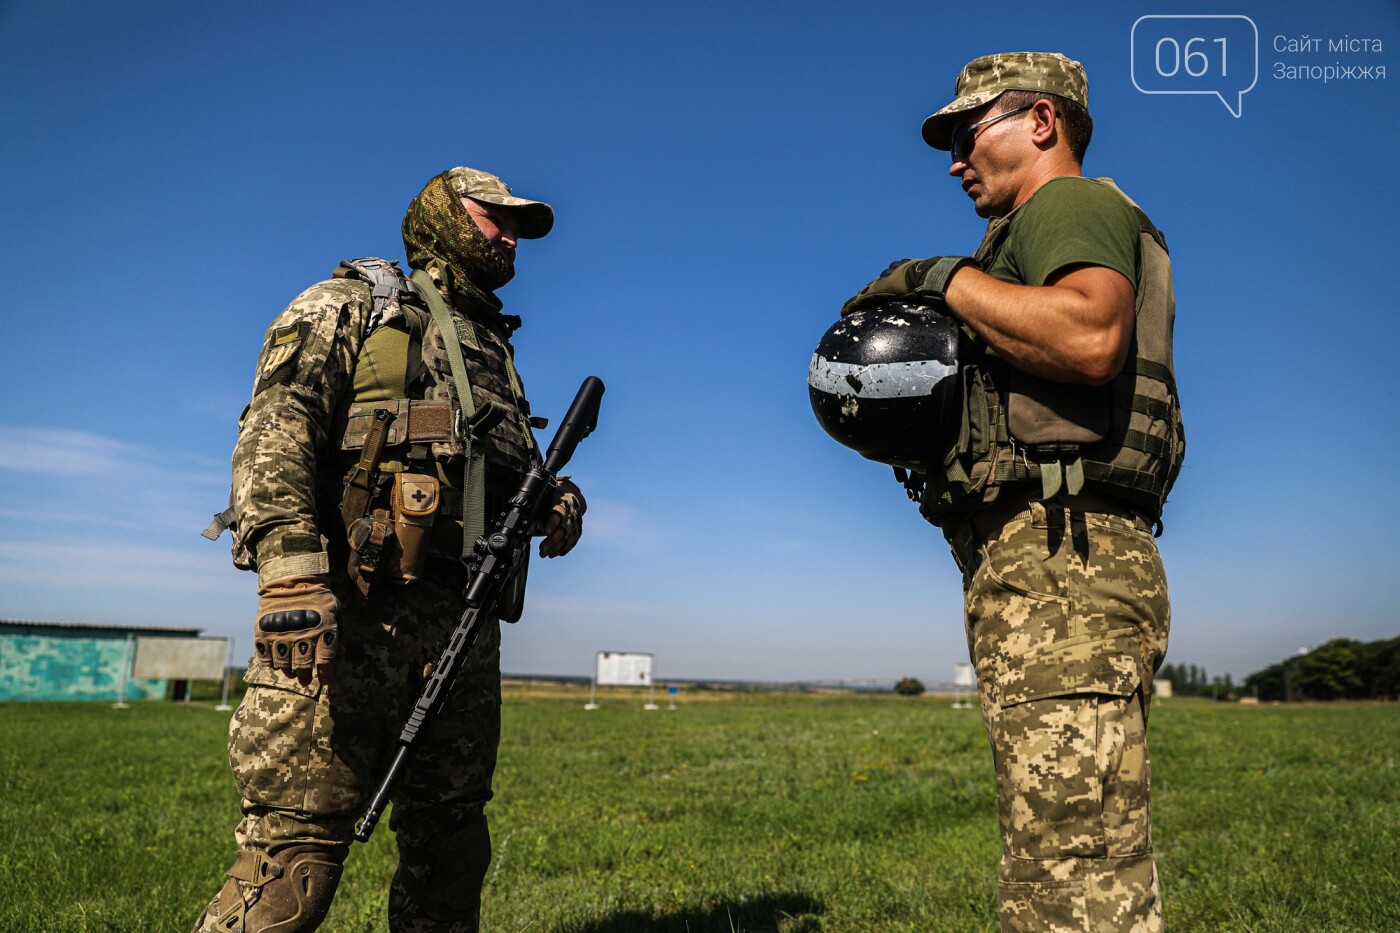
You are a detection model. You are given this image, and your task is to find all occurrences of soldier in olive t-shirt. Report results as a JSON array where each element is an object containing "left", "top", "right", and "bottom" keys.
[
  {"left": 984, "top": 176, "right": 1140, "bottom": 289},
  {"left": 840, "top": 53, "right": 1183, "bottom": 932}
]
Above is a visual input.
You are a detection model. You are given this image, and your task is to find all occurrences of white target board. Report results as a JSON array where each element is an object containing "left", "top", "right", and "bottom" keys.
[
  {"left": 595, "top": 651, "right": 653, "bottom": 686},
  {"left": 132, "top": 637, "right": 228, "bottom": 680}
]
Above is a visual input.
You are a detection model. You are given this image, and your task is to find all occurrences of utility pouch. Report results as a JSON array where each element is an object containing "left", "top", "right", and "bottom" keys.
[
  {"left": 347, "top": 509, "right": 393, "bottom": 597},
  {"left": 1007, "top": 371, "right": 1110, "bottom": 501},
  {"left": 1007, "top": 370, "right": 1110, "bottom": 446},
  {"left": 391, "top": 472, "right": 440, "bottom": 584}
]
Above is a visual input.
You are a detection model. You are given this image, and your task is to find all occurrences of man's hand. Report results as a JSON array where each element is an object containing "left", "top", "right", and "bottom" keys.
[
  {"left": 254, "top": 575, "right": 339, "bottom": 678},
  {"left": 841, "top": 258, "right": 924, "bottom": 316},
  {"left": 538, "top": 478, "right": 586, "bottom": 558},
  {"left": 840, "top": 257, "right": 973, "bottom": 316}
]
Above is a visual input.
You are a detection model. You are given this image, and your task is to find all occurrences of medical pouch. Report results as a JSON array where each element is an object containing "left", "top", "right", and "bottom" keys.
[{"left": 391, "top": 472, "right": 440, "bottom": 583}]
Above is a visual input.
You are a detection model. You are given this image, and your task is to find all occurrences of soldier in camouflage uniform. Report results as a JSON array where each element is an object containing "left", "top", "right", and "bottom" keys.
[
  {"left": 844, "top": 53, "right": 1184, "bottom": 931},
  {"left": 194, "top": 167, "right": 586, "bottom": 933}
]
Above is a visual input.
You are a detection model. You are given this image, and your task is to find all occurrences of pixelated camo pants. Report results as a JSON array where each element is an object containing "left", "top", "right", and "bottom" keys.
[
  {"left": 961, "top": 500, "right": 1169, "bottom": 933},
  {"left": 210, "top": 574, "right": 502, "bottom": 931}
]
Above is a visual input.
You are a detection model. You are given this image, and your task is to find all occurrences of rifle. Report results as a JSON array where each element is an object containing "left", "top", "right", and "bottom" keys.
[{"left": 354, "top": 375, "right": 605, "bottom": 843}]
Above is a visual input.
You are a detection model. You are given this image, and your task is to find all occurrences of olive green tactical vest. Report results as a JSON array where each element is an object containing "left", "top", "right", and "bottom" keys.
[{"left": 920, "top": 179, "right": 1185, "bottom": 527}]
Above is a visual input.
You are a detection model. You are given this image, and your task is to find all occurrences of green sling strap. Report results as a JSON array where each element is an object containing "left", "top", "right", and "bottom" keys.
[{"left": 410, "top": 269, "right": 488, "bottom": 557}]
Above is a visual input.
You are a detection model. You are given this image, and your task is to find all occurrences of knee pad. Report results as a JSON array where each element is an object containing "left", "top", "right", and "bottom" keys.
[
  {"left": 389, "top": 810, "right": 491, "bottom": 928},
  {"left": 194, "top": 844, "right": 345, "bottom": 933}
]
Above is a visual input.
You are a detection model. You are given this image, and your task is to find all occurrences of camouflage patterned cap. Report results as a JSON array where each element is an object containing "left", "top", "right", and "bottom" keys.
[
  {"left": 443, "top": 166, "right": 554, "bottom": 239},
  {"left": 921, "top": 52, "right": 1088, "bottom": 150}
]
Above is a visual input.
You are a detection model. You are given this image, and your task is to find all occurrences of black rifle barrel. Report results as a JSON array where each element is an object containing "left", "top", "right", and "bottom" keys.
[{"left": 354, "top": 375, "right": 605, "bottom": 843}]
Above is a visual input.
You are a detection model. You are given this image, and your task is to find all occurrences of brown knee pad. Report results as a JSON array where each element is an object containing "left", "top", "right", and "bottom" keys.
[
  {"left": 388, "top": 809, "right": 491, "bottom": 930},
  {"left": 192, "top": 844, "right": 346, "bottom": 933}
]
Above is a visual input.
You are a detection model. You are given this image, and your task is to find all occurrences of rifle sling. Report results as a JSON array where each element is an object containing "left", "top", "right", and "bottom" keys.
[{"left": 410, "top": 269, "right": 486, "bottom": 555}]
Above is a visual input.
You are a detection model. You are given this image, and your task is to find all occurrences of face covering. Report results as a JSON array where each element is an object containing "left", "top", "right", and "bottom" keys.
[{"left": 402, "top": 171, "right": 515, "bottom": 318}]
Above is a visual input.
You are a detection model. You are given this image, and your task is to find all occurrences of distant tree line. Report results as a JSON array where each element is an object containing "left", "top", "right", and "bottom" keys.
[
  {"left": 1243, "top": 637, "right": 1400, "bottom": 701},
  {"left": 1158, "top": 663, "right": 1234, "bottom": 698}
]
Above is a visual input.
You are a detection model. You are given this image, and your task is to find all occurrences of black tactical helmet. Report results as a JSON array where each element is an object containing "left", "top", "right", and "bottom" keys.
[{"left": 807, "top": 300, "right": 961, "bottom": 470}]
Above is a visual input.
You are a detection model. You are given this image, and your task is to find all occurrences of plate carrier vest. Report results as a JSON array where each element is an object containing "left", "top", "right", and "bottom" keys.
[
  {"left": 918, "top": 179, "right": 1185, "bottom": 529},
  {"left": 205, "top": 258, "right": 541, "bottom": 617}
]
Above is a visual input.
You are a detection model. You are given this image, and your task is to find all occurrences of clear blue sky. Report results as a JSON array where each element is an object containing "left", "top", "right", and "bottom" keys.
[{"left": 2, "top": 0, "right": 1397, "bottom": 684}]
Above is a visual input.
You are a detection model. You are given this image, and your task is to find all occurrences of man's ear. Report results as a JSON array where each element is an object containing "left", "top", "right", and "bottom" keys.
[{"left": 1030, "top": 99, "right": 1059, "bottom": 147}]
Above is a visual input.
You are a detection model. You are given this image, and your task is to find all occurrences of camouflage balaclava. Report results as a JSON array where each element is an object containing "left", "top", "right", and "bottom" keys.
[{"left": 402, "top": 171, "right": 515, "bottom": 318}]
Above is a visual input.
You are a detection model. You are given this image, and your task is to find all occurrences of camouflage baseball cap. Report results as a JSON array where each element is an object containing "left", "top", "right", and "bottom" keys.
[
  {"left": 443, "top": 166, "right": 554, "bottom": 239},
  {"left": 921, "top": 52, "right": 1088, "bottom": 150}
]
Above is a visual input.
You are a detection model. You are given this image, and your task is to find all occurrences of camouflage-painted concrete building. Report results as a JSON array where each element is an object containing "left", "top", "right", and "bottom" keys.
[{"left": 0, "top": 619, "right": 201, "bottom": 701}]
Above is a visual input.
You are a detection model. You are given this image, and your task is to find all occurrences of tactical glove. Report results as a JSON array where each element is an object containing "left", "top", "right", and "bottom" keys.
[
  {"left": 538, "top": 477, "right": 586, "bottom": 558},
  {"left": 840, "top": 256, "right": 975, "bottom": 317},
  {"left": 254, "top": 575, "right": 339, "bottom": 676}
]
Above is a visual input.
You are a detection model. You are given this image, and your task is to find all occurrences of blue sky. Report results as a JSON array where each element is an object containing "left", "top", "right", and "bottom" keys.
[{"left": 2, "top": 0, "right": 1397, "bottom": 684}]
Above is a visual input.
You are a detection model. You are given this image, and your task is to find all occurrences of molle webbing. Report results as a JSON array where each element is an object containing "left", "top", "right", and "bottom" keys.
[
  {"left": 339, "top": 399, "right": 455, "bottom": 449},
  {"left": 417, "top": 276, "right": 539, "bottom": 474}
]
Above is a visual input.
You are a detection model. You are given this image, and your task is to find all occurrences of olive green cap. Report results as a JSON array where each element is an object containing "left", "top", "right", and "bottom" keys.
[
  {"left": 921, "top": 51, "right": 1088, "bottom": 150},
  {"left": 443, "top": 166, "right": 554, "bottom": 239}
]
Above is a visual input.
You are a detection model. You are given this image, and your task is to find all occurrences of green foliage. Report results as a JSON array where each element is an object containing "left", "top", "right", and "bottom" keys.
[
  {"left": 1, "top": 693, "right": 1398, "bottom": 931},
  {"left": 1245, "top": 636, "right": 1400, "bottom": 701},
  {"left": 892, "top": 677, "right": 925, "bottom": 697},
  {"left": 1292, "top": 640, "right": 1365, "bottom": 700},
  {"left": 1244, "top": 661, "right": 1287, "bottom": 701}
]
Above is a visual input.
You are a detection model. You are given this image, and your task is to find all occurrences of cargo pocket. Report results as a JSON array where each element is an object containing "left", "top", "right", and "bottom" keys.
[
  {"left": 228, "top": 661, "right": 323, "bottom": 812},
  {"left": 988, "top": 640, "right": 1144, "bottom": 862}
]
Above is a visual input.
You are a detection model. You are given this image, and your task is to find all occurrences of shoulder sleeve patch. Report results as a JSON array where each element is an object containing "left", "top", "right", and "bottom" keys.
[{"left": 256, "top": 320, "right": 312, "bottom": 393}]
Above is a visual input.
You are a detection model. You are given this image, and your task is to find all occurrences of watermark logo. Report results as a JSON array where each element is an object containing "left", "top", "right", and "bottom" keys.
[{"left": 1132, "top": 15, "right": 1259, "bottom": 117}]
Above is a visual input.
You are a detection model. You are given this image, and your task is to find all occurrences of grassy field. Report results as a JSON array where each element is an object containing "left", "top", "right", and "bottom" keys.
[{"left": 1, "top": 688, "right": 1397, "bottom": 932}]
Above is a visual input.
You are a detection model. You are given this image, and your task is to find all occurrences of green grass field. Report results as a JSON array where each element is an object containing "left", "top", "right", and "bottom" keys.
[{"left": 1, "top": 689, "right": 1397, "bottom": 932}]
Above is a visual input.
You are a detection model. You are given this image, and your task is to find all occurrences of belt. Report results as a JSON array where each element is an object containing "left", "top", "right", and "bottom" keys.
[
  {"left": 968, "top": 490, "right": 1147, "bottom": 542},
  {"left": 946, "top": 490, "right": 1150, "bottom": 577}
]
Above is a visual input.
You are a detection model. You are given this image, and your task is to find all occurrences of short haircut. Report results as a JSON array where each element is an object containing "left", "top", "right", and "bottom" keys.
[{"left": 996, "top": 89, "right": 1093, "bottom": 162}]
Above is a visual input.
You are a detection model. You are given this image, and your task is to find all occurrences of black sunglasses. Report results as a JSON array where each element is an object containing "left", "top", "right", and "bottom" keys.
[{"left": 950, "top": 104, "right": 1034, "bottom": 162}]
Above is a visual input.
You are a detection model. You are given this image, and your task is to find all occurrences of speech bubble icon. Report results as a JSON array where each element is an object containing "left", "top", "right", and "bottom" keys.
[{"left": 1131, "top": 15, "right": 1258, "bottom": 117}]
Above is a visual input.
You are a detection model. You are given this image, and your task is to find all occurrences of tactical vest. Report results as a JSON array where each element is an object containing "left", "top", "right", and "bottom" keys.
[
  {"left": 920, "top": 179, "right": 1185, "bottom": 527},
  {"left": 328, "top": 259, "right": 541, "bottom": 614},
  {"left": 329, "top": 260, "right": 538, "bottom": 482}
]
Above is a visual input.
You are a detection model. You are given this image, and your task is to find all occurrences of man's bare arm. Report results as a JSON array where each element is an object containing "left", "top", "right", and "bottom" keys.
[{"left": 945, "top": 263, "right": 1135, "bottom": 385}]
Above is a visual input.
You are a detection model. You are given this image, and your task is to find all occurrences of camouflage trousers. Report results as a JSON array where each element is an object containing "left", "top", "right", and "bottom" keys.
[
  {"left": 949, "top": 493, "right": 1169, "bottom": 933},
  {"left": 194, "top": 571, "right": 502, "bottom": 933}
]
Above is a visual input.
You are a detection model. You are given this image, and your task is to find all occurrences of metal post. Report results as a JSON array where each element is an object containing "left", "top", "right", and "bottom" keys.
[
  {"left": 584, "top": 651, "right": 599, "bottom": 709},
  {"left": 216, "top": 637, "right": 235, "bottom": 711},
  {"left": 113, "top": 633, "right": 134, "bottom": 709}
]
